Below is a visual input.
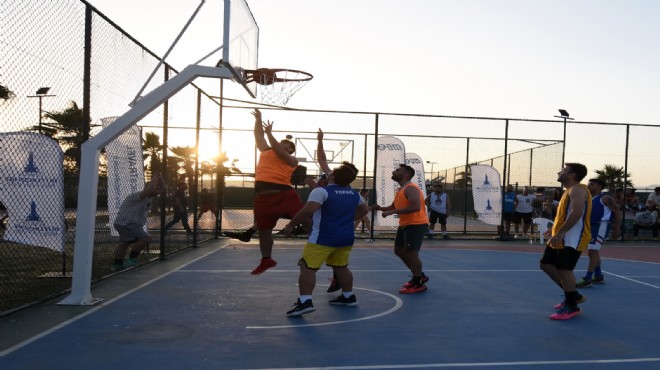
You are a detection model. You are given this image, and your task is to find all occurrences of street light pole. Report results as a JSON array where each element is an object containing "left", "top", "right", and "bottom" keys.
[
  {"left": 426, "top": 161, "right": 438, "bottom": 183},
  {"left": 554, "top": 109, "right": 574, "bottom": 167},
  {"left": 27, "top": 87, "right": 56, "bottom": 134}
]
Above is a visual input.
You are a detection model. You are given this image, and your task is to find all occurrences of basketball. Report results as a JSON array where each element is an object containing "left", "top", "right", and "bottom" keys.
[{"left": 254, "top": 68, "right": 276, "bottom": 85}]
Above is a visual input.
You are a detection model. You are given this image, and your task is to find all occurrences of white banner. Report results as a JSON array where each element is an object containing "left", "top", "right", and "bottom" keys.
[
  {"left": 0, "top": 132, "right": 65, "bottom": 251},
  {"left": 375, "top": 136, "right": 405, "bottom": 227},
  {"left": 470, "top": 164, "right": 502, "bottom": 226},
  {"left": 103, "top": 117, "right": 145, "bottom": 236},
  {"left": 405, "top": 153, "right": 427, "bottom": 200}
]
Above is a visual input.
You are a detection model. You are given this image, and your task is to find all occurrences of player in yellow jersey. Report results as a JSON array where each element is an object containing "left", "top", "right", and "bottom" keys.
[{"left": 540, "top": 163, "right": 592, "bottom": 320}]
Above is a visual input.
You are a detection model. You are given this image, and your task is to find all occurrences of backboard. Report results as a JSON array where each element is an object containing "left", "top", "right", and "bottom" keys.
[{"left": 221, "top": 0, "right": 259, "bottom": 98}]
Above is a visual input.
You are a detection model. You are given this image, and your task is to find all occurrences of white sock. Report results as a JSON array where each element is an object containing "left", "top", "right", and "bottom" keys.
[
  {"left": 342, "top": 291, "right": 353, "bottom": 298},
  {"left": 300, "top": 295, "right": 312, "bottom": 303}
]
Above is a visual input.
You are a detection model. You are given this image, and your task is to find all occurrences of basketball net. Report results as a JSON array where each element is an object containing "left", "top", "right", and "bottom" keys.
[{"left": 253, "top": 69, "right": 312, "bottom": 106}]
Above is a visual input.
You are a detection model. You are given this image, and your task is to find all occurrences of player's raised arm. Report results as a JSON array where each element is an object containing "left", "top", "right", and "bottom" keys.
[
  {"left": 253, "top": 109, "right": 269, "bottom": 152},
  {"left": 316, "top": 129, "right": 331, "bottom": 175},
  {"left": 264, "top": 122, "right": 298, "bottom": 167}
]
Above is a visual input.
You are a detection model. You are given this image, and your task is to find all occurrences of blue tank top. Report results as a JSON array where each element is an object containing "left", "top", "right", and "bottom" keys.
[
  {"left": 590, "top": 193, "right": 612, "bottom": 242},
  {"left": 504, "top": 192, "right": 515, "bottom": 212},
  {"left": 307, "top": 184, "right": 363, "bottom": 247}
]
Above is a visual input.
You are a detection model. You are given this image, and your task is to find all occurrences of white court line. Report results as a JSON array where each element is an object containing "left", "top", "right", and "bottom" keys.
[
  {"left": 604, "top": 271, "right": 660, "bottom": 290},
  {"left": 240, "top": 357, "right": 660, "bottom": 370},
  {"left": 0, "top": 246, "right": 227, "bottom": 358},
  {"left": 246, "top": 286, "right": 403, "bottom": 330}
]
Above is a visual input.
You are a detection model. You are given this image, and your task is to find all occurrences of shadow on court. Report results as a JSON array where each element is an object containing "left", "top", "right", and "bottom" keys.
[{"left": 1, "top": 239, "right": 660, "bottom": 370}]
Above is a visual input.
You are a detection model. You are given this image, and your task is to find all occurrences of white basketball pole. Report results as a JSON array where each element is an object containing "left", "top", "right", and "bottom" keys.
[
  {"left": 131, "top": 0, "right": 206, "bottom": 106},
  {"left": 59, "top": 65, "right": 233, "bottom": 306}
]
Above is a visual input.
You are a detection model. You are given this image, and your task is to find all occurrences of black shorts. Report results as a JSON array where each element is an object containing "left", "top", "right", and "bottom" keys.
[
  {"left": 539, "top": 246, "right": 582, "bottom": 270},
  {"left": 394, "top": 224, "right": 428, "bottom": 251},
  {"left": 503, "top": 211, "right": 514, "bottom": 222},
  {"left": 513, "top": 212, "right": 533, "bottom": 224},
  {"left": 429, "top": 210, "right": 447, "bottom": 225}
]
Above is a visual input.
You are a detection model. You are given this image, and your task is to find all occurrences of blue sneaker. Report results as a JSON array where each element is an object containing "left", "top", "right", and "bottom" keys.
[{"left": 125, "top": 258, "right": 138, "bottom": 267}]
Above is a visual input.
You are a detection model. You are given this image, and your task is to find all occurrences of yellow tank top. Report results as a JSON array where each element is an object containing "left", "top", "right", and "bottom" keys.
[
  {"left": 255, "top": 149, "right": 296, "bottom": 186},
  {"left": 394, "top": 182, "right": 429, "bottom": 226},
  {"left": 551, "top": 184, "right": 592, "bottom": 251}
]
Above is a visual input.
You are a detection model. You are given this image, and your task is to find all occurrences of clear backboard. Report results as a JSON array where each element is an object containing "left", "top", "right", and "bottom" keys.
[{"left": 222, "top": 0, "right": 259, "bottom": 98}]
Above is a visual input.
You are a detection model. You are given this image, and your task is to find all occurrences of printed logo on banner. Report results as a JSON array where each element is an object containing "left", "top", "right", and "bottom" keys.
[
  {"left": 24, "top": 152, "right": 38, "bottom": 172},
  {"left": 103, "top": 118, "right": 145, "bottom": 236},
  {"left": 470, "top": 165, "right": 502, "bottom": 226},
  {"left": 0, "top": 132, "right": 66, "bottom": 251},
  {"left": 405, "top": 153, "right": 427, "bottom": 200},
  {"left": 376, "top": 136, "right": 406, "bottom": 227}
]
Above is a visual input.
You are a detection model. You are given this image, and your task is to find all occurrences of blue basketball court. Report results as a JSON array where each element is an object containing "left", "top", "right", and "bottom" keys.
[{"left": 2, "top": 239, "right": 660, "bottom": 370}]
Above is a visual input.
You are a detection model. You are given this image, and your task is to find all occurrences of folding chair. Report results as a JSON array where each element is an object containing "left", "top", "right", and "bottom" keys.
[{"left": 531, "top": 218, "right": 554, "bottom": 245}]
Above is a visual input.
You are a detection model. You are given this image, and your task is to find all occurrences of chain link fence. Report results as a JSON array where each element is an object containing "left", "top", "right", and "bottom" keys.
[{"left": 2, "top": 0, "right": 660, "bottom": 315}]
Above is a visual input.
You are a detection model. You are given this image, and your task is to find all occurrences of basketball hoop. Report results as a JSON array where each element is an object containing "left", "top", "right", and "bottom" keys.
[{"left": 244, "top": 68, "right": 313, "bottom": 106}]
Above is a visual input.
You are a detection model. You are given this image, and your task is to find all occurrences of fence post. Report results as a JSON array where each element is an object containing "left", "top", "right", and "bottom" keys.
[
  {"left": 159, "top": 66, "right": 170, "bottom": 259},
  {"left": 216, "top": 79, "right": 225, "bottom": 238},
  {"left": 192, "top": 89, "right": 201, "bottom": 246},
  {"left": 369, "top": 113, "right": 379, "bottom": 239},
  {"left": 463, "top": 138, "right": 470, "bottom": 234},
  {"left": 622, "top": 124, "right": 631, "bottom": 241}
]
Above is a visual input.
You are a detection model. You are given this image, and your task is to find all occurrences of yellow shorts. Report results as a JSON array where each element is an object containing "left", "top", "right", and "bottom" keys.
[{"left": 301, "top": 242, "right": 352, "bottom": 269}]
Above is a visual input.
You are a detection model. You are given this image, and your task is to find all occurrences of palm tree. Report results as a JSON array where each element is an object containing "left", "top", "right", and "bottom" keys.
[
  {"left": 454, "top": 168, "right": 472, "bottom": 189},
  {"left": 595, "top": 164, "right": 633, "bottom": 190},
  {"left": 142, "top": 131, "right": 163, "bottom": 175},
  {"left": 0, "top": 83, "right": 15, "bottom": 101},
  {"left": 25, "top": 101, "right": 88, "bottom": 172},
  {"left": 169, "top": 145, "right": 197, "bottom": 184}
]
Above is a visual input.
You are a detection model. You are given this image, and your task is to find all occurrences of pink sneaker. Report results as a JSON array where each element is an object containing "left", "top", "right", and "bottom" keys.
[
  {"left": 554, "top": 294, "right": 587, "bottom": 310},
  {"left": 550, "top": 306, "right": 581, "bottom": 320},
  {"left": 402, "top": 275, "right": 429, "bottom": 289},
  {"left": 250, "top": 258, "right": 277, "bottom": 275},
  {"left": 399, "top": 284, "right": 428, "bottom": 294}
]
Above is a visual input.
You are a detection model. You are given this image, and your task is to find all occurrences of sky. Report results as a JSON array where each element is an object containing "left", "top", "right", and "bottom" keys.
[
  {"left": 86, "top": 0, "right": 660, "bottom": 124},
  {"left": 83, "top": 0, "right": 660, "bottom": 187}
]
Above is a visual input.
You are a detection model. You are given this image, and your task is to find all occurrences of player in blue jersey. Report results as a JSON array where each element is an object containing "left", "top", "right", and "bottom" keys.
[
  {"left": 283, "top": 162, "right": 370, "bottom": 317},
  {"left": 577, "top": 178, "right": 621, "bottom": 288}
]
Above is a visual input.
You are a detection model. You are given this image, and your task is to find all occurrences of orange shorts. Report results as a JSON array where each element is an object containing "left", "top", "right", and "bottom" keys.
[{"left": 254, "top": 188, "right": 304, "bottom": 230}]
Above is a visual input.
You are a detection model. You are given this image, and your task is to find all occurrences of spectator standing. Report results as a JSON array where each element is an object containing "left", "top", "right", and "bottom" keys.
[
  {"left": 513, "top": 187, "right": 535, "bottom": 239},
  {"left": 425, "top": 184, "right": 451, "bottom": 239}
]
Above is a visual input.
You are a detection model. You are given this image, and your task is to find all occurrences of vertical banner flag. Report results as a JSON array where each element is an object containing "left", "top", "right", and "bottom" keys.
[
  {"left": 470, "top": 164, "right": 502, "bottom": 226},
  {"left": 0, "top": 132, "right": 65, "bottom": 251},
  {"left": 405, "top": 153, "right": 428, "bottom": 200},
  {"left": 103, "top": 117, "right": 145, "bottom": 236},
  {"left": 375, "top": 136, "right": 405, "bottom": 227}
]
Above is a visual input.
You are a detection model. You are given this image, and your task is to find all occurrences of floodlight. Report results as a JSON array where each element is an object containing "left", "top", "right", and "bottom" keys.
[
  {"left": 558, "top": 109, "right": 569, "bottom": 118},
  {"left": 36, "top": 87, "right": 50, "bottom": 95}
]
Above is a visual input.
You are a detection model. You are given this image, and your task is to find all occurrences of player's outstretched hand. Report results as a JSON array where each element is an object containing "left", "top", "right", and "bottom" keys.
[
  {"left": 252, "top": 109, "right": 262, "bottom": 122},
  {"left": 317, "top": 128, "right": 324, "bottom": 141},
  {"left": 263, "top": 120, "right": 274, "bottom": 134}
]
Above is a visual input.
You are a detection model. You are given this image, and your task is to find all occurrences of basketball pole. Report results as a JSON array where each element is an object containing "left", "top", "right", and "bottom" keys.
[
  {"left": 131, "top": 0, "right": 206, "bottom": 106},
  {"left": 59, "top": 65, "right": 234, "bottom": 306}
]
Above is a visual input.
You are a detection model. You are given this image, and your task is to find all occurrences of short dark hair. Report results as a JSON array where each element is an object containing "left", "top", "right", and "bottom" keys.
[
  {"left": 565, "top": 162, "right": 588, "bottom": 182},
  {"left": 341, "top": 161, "right": 358, "bottom": 175},
  {"left": 588, "top": 178, "right": 606, "bottom": 188},
  {"left": 399, "top": 164, "right": 415, "bottom": 179},
  {"left": 280, "top": 139, "right": 296, "bottom": 152},
  {"left": 333, "top": 163, "right": 358, "bottom": 186},
  {"left": 655, "top": 187, "right": 660, "bottom": 192}
]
